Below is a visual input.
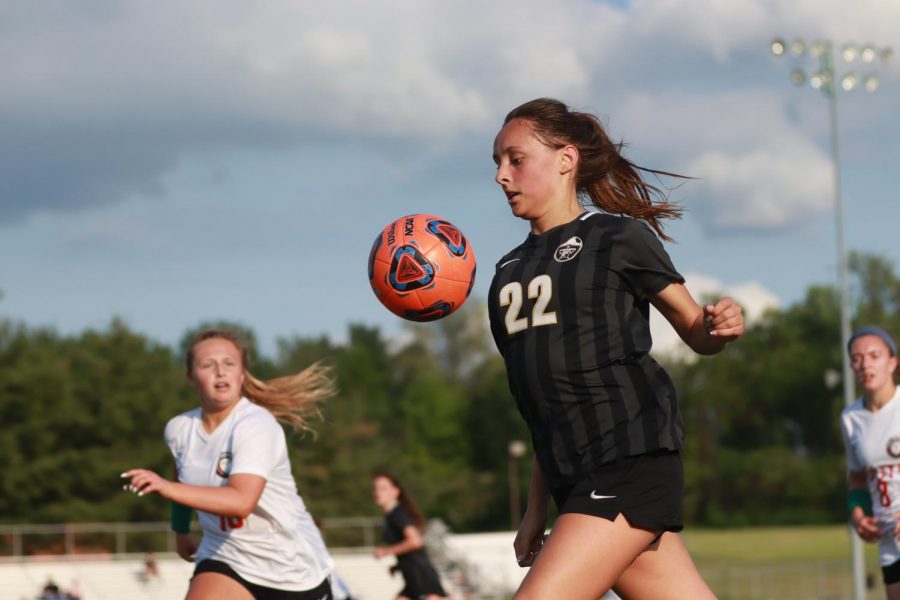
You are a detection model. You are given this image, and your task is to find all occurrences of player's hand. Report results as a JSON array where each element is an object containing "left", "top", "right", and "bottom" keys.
[
  {"left": 121, "top": 469, "right": 173, "bottom": 499},
  {"left": 514, "top": 511, "right": 548, "bottom": 567},
  {"left": 891, "top": 517, "right": 900, "bottom": 543},
  {"left": 175, "top": 533, "right": 198, "bottom": 562},
  {"left": 373, "top": 546, "right": 390, "bottom": 559},
  {"left": 854, "top": 514, "right": 880, "bottom": 542},
  {"left": 514, "top": 532, "right": 548, "bottom": 568},
  {"left": 703, "top": 297, "right": 744, "bottom": 340}
]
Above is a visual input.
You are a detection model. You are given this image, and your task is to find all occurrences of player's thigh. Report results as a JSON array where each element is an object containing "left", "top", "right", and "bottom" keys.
[
  {"left": 514, "top": 512, "right": 657, "bottom": 600},
  {"left": 612, "top": 532, "right": 715, "bottom": 600},
  {"left": 187, "top": 572, "right": 255, "bottom": 600},
  {"left": 887, "top": 580, "right": 900, "bottom": 600}
]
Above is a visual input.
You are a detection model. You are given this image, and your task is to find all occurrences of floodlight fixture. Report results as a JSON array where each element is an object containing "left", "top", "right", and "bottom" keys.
[
  {"left": 810, "top": 71, "right": 831, "bottom": 90},
  {"left": 768, "top": 35, "right": 893, "bottom": 600},
  {"left": 842, "top": 44, "right": 858, "bottom": 62},
  {"left": 864, "top": 74, "right": 880, "bottom": 92},
  {"left": 861, "top": 46, "right": 876, "bottom": 63},
  {"left": 771, "top": 38, "right": 786, "bottom": 56},
  {"left": 771, "top": 37, "right": 892, "bottom": 96},
  {"left": 810, "top": 41, "right": 827, "bottom": 58},
  {"left": 841, "top": 73, "right": 858, "bottom": 91}
]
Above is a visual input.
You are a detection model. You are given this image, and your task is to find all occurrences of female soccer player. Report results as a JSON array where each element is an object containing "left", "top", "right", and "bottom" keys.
[
  {"left": 372, "top": 472, "right": 447, "bottom": 600},
  {"left": 122, "top": 329, "right": 336, "bottom": 600},
  {"left": 840, "top": 325, "right": 900, "bottom": 599},
  {"left": 488, "top": 98, "right": 744, "bottom": 599}
]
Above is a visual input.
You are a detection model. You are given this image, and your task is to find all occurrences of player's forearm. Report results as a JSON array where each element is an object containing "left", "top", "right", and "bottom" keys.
[
  {"left": 386, "top": 537, "right": 424, "bottom": 556},
  {"left": 166, "top": 482, "right": 256, "bottom": 518},
  {"left": 524, "top": 457, "right": 549, "bottom": 518}
]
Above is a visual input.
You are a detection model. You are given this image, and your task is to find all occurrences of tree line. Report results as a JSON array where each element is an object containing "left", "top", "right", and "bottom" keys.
[{"left": 1, "top": 252, "right": 899, "bottom": 532}]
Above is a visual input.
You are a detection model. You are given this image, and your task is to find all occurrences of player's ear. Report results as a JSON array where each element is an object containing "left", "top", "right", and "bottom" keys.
[{"left": 559, "top": 144, "right": 578, "bottom": 175}]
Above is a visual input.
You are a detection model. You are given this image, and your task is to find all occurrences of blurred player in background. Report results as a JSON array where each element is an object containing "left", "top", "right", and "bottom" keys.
[
  {"left": 488, "top": 98, "right": 743, "bottom": 599},
  {"left": 841, "top": 326, "right": 900, "bottom": 599},
  {"left": 122, "top": 328, "right": 336, "bottom": 600},
  {"left": 373, "top": 472, "right": 448, "bottom": 600}
]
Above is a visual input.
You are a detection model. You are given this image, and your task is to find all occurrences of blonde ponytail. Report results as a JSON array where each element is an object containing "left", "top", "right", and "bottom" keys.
[{"left": 242, "top": 362, "right": 335, "bottom": 434}]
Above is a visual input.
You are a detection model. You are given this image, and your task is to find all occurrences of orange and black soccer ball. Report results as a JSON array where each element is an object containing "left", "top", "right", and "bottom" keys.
[{"left": 368, "top": 214, "right": 476, "bottom": 322}]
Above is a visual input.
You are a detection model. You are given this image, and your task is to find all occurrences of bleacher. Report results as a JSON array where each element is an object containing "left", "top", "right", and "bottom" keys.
[
  {"left": 0, "top": 526, "right": 534, "bottom": 600},
  {"left": 0, "top": 551, "right": 438, "bottom": 600},
  {"left": 0, "top": 556, "right": 193, "bottom": 600}
]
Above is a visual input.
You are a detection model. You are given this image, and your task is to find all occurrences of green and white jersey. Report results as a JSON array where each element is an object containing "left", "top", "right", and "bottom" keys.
[
  {"left": 841, "top": 386, "right": 900, "bottom": 565},
  {"left": 165, "top": 398, "right": 333, "bottom": 590}
]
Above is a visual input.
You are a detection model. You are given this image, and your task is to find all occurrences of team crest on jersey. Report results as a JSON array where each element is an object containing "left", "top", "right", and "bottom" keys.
[
  {"left": 554, "top": 236, "right": 583, "bottom": 262},
  {"left": 887, "top": 437, "right": 900, "bottom": 458},
  {"left": 216, "top": 451, "right": 233, "bottom": 478}
]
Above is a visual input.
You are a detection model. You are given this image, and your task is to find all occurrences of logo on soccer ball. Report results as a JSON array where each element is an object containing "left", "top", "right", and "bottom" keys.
[
  {"left": 389, "top": 245, "right": 435, "bottom": 291},
  {"left": 427, "top": 219, "right": 467, "bottom": 256},
  {"left": 554, "top": 236, "right": 583, "bottom": 262},
  {"left": 216, "top": 452, "right": 233, "bottom": 478},
  {"left": 887, "top": 437, "right": 900, "bottom": 458},
  {"left": 404, "top": 300, "right": 453, "bottom": 322}
]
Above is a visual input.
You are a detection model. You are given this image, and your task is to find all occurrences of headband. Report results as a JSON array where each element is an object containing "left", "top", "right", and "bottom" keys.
[{"left": 848, "top": 325, "right": 897, "bottom": 356}]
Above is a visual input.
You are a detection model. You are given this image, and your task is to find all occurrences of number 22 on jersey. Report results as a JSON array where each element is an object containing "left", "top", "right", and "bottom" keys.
[{"left": 499, "top": 274, "right": 558, "bottom": 335}]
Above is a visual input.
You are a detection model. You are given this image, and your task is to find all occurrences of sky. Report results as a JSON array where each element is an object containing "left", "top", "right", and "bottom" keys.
[{"left": 2, "top": 0, "right": 899, "bottom": 357}]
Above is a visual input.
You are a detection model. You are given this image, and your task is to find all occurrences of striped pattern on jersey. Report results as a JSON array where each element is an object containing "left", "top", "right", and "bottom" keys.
[{"left": 487, "top": 212, "right": 685, "bottom": 487}]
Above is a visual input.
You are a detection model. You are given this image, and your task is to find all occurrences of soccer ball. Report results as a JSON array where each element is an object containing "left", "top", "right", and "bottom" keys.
[{"left": 368, "top": 214, "right": 476, "bottom": 322}]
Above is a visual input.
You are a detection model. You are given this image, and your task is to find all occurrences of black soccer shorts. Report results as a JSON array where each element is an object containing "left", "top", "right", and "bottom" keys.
[{"left": 550, "top": 449, "right": 684, "bottom": 533}]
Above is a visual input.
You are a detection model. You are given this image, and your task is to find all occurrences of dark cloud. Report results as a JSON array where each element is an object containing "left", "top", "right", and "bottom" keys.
[{"left": 0, "top": 126, "right": 172, "bottom": 222}]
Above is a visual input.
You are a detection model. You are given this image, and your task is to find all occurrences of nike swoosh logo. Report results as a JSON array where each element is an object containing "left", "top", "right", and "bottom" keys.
[
  {"left": 499, "top": 258, "right": 520, "bottom": 269},
  {"left": 590, "top": 491, "right": 616, "bottom": 500}
]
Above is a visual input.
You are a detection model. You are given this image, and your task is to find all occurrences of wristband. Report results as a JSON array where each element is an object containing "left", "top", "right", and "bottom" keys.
[
  {"left": 170, "top": 501, "right": 193, "bottom": 534},
  {"left": 848, "top": 488, "right": 872, "bottom": 517}
]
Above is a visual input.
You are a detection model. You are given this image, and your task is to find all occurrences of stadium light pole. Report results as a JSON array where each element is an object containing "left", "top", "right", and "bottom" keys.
[
  {"left": 508, "top": 440, "right": 527, "bottom": 530},
  {"left": 771, "top": 36, "right": 891, "bottom": 600}
]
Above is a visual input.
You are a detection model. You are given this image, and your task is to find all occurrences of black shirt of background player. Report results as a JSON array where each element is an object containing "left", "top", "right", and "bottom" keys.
[
  {"left": 383, "top": 505, "right": 447, "bottom": 598},
  {"left": 487, "top": 212, "right": 685, "bottom": 488}
]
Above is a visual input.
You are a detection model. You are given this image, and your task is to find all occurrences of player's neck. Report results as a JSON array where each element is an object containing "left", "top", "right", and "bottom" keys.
[
  {"left": 865, "top": 384, "right": 897, "bottom": 412},
  {"left": 201, "top": 398, "right": 240, "bottom": 433},
  {"left": 530, "top": 197, "right": 582, "bottom": 235}
]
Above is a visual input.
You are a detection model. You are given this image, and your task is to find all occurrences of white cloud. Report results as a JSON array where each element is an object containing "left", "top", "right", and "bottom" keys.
[
  {"left": 686, "top": 142, "right": 832, "bottom": 230},
  {"left": 613, "top": 88, "right": 839, "bottom": 232},
  {"left": 3, "top": 0, "right": 899, "bottom": 224},
  {"left": 2, "top": 0, "right": 898, "bottom": 355},
  {"left": 631, "top": 0, "right": 771, "bottom": 61}
]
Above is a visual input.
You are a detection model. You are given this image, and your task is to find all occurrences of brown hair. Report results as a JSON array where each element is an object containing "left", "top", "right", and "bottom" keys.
[
  {"left": 186, "top": 328, "right": 335, "bottom": 434},
  {"left": 503, "top": 98, "right": 684, "bottom": 241},
  {"left": 373, "top": 471, "right": 426, "bottom": 531}
]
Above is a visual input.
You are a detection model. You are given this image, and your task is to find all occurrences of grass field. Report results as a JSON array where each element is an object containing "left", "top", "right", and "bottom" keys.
[
  {"left": 682, "top": 525, "right": 885, "bottom": 599},
  {"left": 685, "top": 524, "right": 878, "bottom": 562}
]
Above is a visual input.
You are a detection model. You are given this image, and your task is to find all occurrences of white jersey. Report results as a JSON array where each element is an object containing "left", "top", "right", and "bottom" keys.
[
  {"left": 165, "top": 398, "right": 334, "bottom": 590},
  {"left": 840, "top": 386, "right": 900, "bottom": 565}
]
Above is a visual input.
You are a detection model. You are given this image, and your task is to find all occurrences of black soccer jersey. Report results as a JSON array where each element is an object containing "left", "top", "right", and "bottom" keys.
[
  {"left": 488, "top": 211, "right": 685, "bottom": 487},
  {"left": 383, "top": 506, "right": 447, "bottom": 597}
]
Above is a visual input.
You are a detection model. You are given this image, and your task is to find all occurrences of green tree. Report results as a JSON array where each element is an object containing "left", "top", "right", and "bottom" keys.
[{"left": 0, "top": 319, "right": 189, "bottom": 523}]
